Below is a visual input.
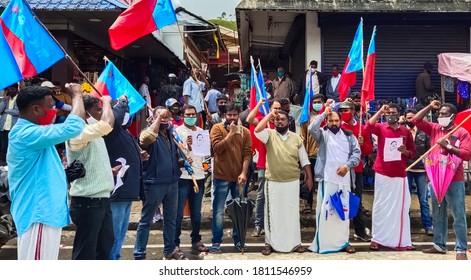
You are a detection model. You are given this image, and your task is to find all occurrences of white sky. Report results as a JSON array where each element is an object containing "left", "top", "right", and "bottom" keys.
[{"left": 175, "top": 0, "right": 241, "bottom": 20}]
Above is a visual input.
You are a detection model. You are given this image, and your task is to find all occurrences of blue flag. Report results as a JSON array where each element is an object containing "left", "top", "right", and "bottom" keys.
[
  {"left": 93, "top": 61, "right": 146, "bottom": 116},
  {"left": 256, "top": 65, "right": 269, "bottom": 115},
  {"left": 0, "top": 30, "right": 22, "bottom": 89},
  {"left": 300, "top": 68, "right": 313, "bottom": 124}
]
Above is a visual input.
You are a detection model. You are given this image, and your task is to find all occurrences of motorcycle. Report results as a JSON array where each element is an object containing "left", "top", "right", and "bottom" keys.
[{"left": 0, "top": 166, "right": 16, "bottom": 248}]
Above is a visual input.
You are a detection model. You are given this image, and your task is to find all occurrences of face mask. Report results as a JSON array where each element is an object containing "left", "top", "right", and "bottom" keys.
[
  {"left": 354, "top": 104, "right": 361, "bottom": 112},
  {"left": 184, "top": 117, "right": 197, "bottom": 127},
  {"left": 159, "top": 123, "right": 170, "bottom": 131},
  {"left": 438, "top": 115, "right": 453, "bottom": 127},
  {"left": 275, "top": 125, "right": 289, "bottom": 134},
  {"left": 224, "top": 119, "right": 232, "bottom": 128},
  {"left": 86, "top": 113, "right": 98, "bottom": 125},
  {"left": 386, "top": 115, "right": 398, "bottom": 124},
  {"left": 312, "top": 104, "right": 323, "bottom": 112},
  {"left": 169, "top": 77, "right": 176, "bottom": 84},
  {"left": 122, "top": 112, "right": 131, "bottom": 126},
  {"left": 327, "top": 126, "right": 340, "bottom": 134},
  {"left": 218, "top": 105, "right": 227, "bottom": 113},
  {"left": 405, "top": 121, "right": 415, "bottom": 129},
  {"left": 37, "top": 106, "right": 56, "bottom": 126},
  {"left": 340, "top": 112, "right": 352, "bottom": 122},
  {"left": 277, "top": 71, "right": 284, "bottom": 77}
]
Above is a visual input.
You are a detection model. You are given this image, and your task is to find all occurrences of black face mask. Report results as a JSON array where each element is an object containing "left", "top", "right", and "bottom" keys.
[
  {"left": 218, "top": 105, "right": 227, "bottom": 113},
  {"left": 405, "top": 121, "right": 415, "bottom": 128},
  {"left": 159, "top": 123, "right": 171, "bottom": 131},
  {"left": 327, "top": 126, "right": 340, "bottom": 134},
  {"left": 354, "top": 104, "right": 361, "bottom": 112},
  {"left": 386, "top": 115, "right": 398, "bottom": 124},
  {"left": 224, "top": 119, "right": 233, "bottom": 129},
  {"left": 275, "top": 125, "right": 289, "bottom": 134}
]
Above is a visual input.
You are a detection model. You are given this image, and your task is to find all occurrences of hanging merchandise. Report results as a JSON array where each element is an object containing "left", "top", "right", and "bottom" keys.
[
  {"left": 457, "top": 80, "right": 470, "bottom": 99},
  {"left": 444, "top": 76, "right": 455, "bottom": 93}
]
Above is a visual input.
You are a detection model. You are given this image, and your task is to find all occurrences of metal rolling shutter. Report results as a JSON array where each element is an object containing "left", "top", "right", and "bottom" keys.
[{"left": 322, "top": 25, "right": 469, "bottom": 100}]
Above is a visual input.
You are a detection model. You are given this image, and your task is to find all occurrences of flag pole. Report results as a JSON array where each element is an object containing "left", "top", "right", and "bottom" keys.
[
  {"left": 406, "top": 113, "right": 471, "bottom": 171},
  {"left": 359, "top": 18, "right": 364, "bottom": 134},
  {"left": 172, "top": 138, "right": 199, "bottom": 193},
  {"left": 175, "top": 22, "right": 210, "bottom": 117},
  {"left": 28, "top": 8, "right": 103, "bottom": 96}
]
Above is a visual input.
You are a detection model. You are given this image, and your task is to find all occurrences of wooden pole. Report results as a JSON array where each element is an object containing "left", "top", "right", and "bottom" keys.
[
  {"left": 441, "top": 75, "right": 445, "bottom": 102},
  {"left": 176, "top": 22, "right": 210, "bottom": 117},
  {"left": 172, "top": 138, "right": 199, "bottom": 193},
  {"left": 406, "top": 112, "right": 471, "bottom": 171}
]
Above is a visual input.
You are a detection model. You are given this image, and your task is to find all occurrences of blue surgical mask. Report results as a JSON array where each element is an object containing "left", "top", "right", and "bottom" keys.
[
  {"left": 277, "top": 71, "right": 284, "bottom": 77},
  {"left": 312, "top": 104, "right": 323, "bottom": 112}
]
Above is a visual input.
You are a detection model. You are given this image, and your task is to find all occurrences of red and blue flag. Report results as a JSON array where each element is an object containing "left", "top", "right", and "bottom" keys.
[
  {"left": 109, "top": 0, "right": 178, "bottom": 50},
  {"left": 300, "top": 68, "right": 313, "bottom": 124},
  {"left": 361, "top": 26, "right": 377, "bottom": 106},
  {"left": 338, "top": 19, "right": 363, "bottom": 101},
  {"left": 92, "top": 61, "right": 146, "bottom": 115},
  {"left": 256, "top": 64, "right": 269, "bottom": 116},
  {"left": 0, "top": 0, "right": 65, "bottom": 88}
]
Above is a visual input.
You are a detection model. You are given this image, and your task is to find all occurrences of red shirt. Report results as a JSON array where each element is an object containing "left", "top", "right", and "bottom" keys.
[
  {"left": 342, "top": 121, "right": 373, "bottom": 173},
  {"left": 365, "top": 122, "right": 416, "bottom": 178},
  {"left": 255, "top": 117, "right": 274, "bottom": 169},
  {"left": 413, "top": 119, "right": 471, "bottom": 182}
]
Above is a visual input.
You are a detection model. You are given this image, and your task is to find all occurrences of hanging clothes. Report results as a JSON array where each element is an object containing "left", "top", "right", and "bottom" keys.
[
  {"left": 444, "top": 76, "right": 455, "bottom": 93},
  {"left": 457, "top": 80, "right": 470, "bottom": 99}
]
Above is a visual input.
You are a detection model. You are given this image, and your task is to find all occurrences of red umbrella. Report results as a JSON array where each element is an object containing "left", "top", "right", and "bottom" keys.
[{"left": 455, "top": 108, "right": 471, "bottom": 135}]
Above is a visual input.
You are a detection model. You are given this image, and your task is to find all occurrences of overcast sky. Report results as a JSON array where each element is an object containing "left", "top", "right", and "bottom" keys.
[{"left": 175, "top": 0, "right": 241, "bottom": 20}]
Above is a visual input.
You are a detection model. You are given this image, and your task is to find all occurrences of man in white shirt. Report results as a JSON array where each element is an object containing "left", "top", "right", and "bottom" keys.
[{"left": 138, "top": 76, "right": 152, "bottom": 107}]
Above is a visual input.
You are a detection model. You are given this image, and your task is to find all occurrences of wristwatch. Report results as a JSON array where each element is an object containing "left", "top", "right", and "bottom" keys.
[{"left": 446, "top": 144, "right": 453, "bottom": 150}]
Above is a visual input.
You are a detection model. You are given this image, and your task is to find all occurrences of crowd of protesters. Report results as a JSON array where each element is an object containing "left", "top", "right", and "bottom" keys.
[{"left": 3, "top": 61, "right": 471, "bottom": 261}]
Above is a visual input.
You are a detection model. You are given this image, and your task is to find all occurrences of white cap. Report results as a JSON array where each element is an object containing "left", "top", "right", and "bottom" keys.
[
  {"left": 168, "top": 73, "right": 177, "bottom": 78},
  {"left": 40, "top": 81, "right": 54, "bottom": 88}
]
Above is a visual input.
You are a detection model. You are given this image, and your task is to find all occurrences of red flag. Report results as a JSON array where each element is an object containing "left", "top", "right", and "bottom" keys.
[
  {"left": 361, "top": 26, "right": 377, "bottom": 106},
  {"left": 109, "top": 0, "right": 177, "bottom": 50},
  {"left": 249, "top": 67, "right": 262, "bottom": 152}
]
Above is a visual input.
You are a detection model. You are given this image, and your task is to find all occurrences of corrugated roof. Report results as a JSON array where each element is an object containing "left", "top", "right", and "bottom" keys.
[{"left": 0, "top": 0, "right": 126, "bottom": 10}]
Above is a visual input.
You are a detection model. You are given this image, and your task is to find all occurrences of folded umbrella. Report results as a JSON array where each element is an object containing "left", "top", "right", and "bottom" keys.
[
  {"left": 330, "top": 189, "right": 360, "bottom": 221},
  {"left": 65, "top": 159, "right": 86, "bottom": 183}
]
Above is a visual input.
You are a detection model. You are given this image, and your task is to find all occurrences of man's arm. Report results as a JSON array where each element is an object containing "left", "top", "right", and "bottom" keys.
[
  {"left": 308, "top": 111, "right": 327, "bottom": 142},
  {"left": 254, "top": 105, "right": 275, "bottom": 133},
  {"left": 455, "top": 130, "right": 471, "bottom": 161},
  {"left": 299, "top": 144, "right": 313, "bottom": 189},
  {"left": 346, "top": 136, "right": 361, "bottom": 169},
  {"left": 247, "top": 98, "right": 266, "bottom": 126},
  {"left": 360, "top": 126, "right": 373, "bottom": 156},
  {"left": 211, "top": 124, "right": 236, "bottom": 154},
  {"left": 412, "top": 100, "right": 440, "bottom": 135},
  {"left": 182, "top": 80, "right": 190, "bottom": 105}
]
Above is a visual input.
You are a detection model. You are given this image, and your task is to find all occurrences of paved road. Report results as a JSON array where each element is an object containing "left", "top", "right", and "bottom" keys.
[{"left": 1, "top": 228, "right": 468, "bottom": 260}]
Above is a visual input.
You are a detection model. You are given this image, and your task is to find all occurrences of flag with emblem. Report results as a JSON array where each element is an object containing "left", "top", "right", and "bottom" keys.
[{"left": 0, "top": 0, "right": 65, "bottom": 86}]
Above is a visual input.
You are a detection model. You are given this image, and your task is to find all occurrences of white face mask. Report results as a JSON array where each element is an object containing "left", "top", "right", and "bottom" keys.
[
  {"left": 122, "top": 112, "right": 131, "bottom": 126},
  {"left": 438, "top": 114, "right": 454, "bottom": 127},
  {"left": 87, "top": 113, "right": 98, "bottom": 125}
]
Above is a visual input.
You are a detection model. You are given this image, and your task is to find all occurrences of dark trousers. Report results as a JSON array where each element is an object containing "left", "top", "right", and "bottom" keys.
[
  {"left": 352, "top": 172, "right": 367, "bottom": 236},
  {"left": 175, "top": 178, "right": 205, "bottom": 246},
  {"left": 70, "top": 196, "right": 114, "bottom": 260},
  {"left": 0, "top": 130, "right": 9, "bottom": 162},
  {"left": 306, "top": 158, "right": 317, "bottom": 207}
]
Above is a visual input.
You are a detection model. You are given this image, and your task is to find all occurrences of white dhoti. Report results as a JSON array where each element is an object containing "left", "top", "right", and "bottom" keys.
[
  {"left": 309, "top": 180, "right": 351, "bottom": 253},
  {"left": 264, "top": 180, "right": 301, "bottom": 252},
  {"left": 371, "top": 173, "right": 412, "bottom": 249}
]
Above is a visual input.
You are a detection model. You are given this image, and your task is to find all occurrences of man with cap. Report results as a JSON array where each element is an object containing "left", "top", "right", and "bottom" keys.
[
  {"left": 339, "top": 101, "right": 373, "bottom": 241},
  {"left": 158, "top": 73, "right": 183, "bottom": 107},
  {"left": 41, "top": 81, "right": 72, "bottom": 118},
  {"left": 415, "top": 62, "right": 434, "bottom": 106},
  {"left": 165, "top": 98, "right": 183, "bottom": 127}
]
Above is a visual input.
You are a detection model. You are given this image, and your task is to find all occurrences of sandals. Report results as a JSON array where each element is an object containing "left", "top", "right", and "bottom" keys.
[
  {"left": 369, "top": 242, "right": 380, "bottom": 251},
  {"left": 344, "top": 245, "right": 356, "bottom": 254},
  {"left": 164, "top": 249, "right": 188, "bottom": 260},
  {"left": 192, "top": 241, "right": 209, "bottom": 252},
  {"left": 261, "top": 245, "right": 273, "bottom": 256},
  {"left": 294, "top": 245, "right": 306, "bottom": 253},
  {"left": 209, "top": 243, "right": 222, "bottom": 254}
]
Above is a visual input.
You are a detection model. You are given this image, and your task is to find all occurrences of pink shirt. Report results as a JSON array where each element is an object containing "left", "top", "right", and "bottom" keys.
[
  {"left": 413, "top": 119, "right": 471, "bottom": 182},
  {"left": 365, "top": 122, "right": 416, "bottom": 178}
]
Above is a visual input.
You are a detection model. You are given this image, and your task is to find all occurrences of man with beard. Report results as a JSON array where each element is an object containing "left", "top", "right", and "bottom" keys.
[
  {"left": 308, "top": 106, "right": 361, "bottom": 254},
  {"left": 134, "top": 107, "right": 186, "bottom": 260},
  {"left": 209, "top": 102, "right": 252, "bottom": 254},
  {"left": 158, "top": 73, "right": 183, "bottom": 107},
  {"left": 365, "top": 103, "right": 416, "bottom": 251},
  {"left": 255, "top": 107, "right": 312, "bottom": 255}
]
